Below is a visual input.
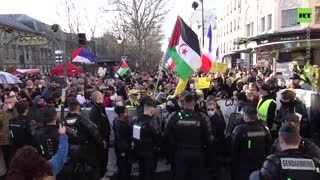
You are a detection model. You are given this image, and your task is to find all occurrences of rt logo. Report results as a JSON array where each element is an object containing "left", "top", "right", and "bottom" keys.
[{"left": 297, "top": 8, "right": 312, "bottom": 23}]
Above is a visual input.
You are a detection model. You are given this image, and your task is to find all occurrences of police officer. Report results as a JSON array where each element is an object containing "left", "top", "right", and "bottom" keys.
[
  {"left": 63, "top": 99, "right": 101, "bottom": 180},
  {"left": 231, "top": 102, "right": 272, "bottom": 180},
  {"left": 164, "top": 94, "right": 211, "bottom": 180},
  {"left": 33, "top": 107, "right": 59, "bottom": 160},
  {"left": 271, "top": 113, "right": 320, "bottom": 159},
  {"left": 113, "top": 100, "right": 132, "bottom": 180},
  {"left": 132, "top": 99, "right": 161, "bottom": 180},
  {"left": 250, "top": 122, "right": 320, "bottom": 180},
  {"left": 9, "top": 100, "right": 36, "bottom": 156},
  {"left": 257, "top": 84, "right": 277, "bottom": 135}
]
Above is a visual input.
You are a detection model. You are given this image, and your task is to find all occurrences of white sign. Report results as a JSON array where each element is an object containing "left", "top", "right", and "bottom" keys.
[
  {"left": 217, "top": 98, "right": 238, "bottom": 131},
  {"left": 281, "top": 158, "right": 316, "bottom": 170},
  {"left": 133, "top": 125, "right": 141, "bottom": 140}
]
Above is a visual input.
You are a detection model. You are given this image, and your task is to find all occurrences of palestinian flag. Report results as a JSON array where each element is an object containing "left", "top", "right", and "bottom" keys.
[
  {"left": 167, "top": 16, "right": 201, "bottom": 81},
  {"left": 117, "top": 60, "right": 129, "bottom": 76}
]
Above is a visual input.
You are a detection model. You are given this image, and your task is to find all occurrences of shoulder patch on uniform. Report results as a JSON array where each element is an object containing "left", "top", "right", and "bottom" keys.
[{"left": 280, "top": 158, "right": 316, "bottom": 170}]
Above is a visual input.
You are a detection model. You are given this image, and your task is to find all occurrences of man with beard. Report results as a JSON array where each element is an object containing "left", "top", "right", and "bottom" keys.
[
  {"left": 42, "top": 78, "right": 62, "bottom": 100},
  {"left": 89, "top": 91, "right": 111, "bottom": 179}
]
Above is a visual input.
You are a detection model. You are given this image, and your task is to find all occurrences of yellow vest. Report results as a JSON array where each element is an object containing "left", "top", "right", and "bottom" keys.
[
  {"left": 257, "top": 99, "right": 276, "bottom": 122},
  {"left": 233, "top": 91, "right": 238, "bottom": 97}
]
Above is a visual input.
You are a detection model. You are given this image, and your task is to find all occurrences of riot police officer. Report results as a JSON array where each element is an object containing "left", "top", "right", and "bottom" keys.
[
  {"left": 9, "top": 100, "right": 36, "bottom": 156},
  {"left": 164, "top": 94, "right": 211, "bottom": 180},
  {"left": 33, "top": 107, "right": 59, "bottom": 160},
  {"left": 113, "top": 100, "right": 132, "bottom": 180},
  {"left": 250, "top": 122, "right": 320, "bottom": 180},
  {"left": 132, "top": 99, "right": 161, "bottom": 180},
  {"left": 231, "top": 102, "right": 272, "bottom": 180},
  {"left": 271, "top": 113, "right": 320, "bottom": 159},
  {"left": 62, "top": 99, "right": 100, "bottom": 180}
]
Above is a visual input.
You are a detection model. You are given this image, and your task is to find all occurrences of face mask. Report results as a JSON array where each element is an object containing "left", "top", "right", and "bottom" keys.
[
  {"left": 115, "top": 101, "right": 123, "bottom": 107},
  {"left": 207, "top": 111, "right": 215, "bottom": 117},
  {"left": 8, "top": 104, "right": 13, "bottom": 110}
]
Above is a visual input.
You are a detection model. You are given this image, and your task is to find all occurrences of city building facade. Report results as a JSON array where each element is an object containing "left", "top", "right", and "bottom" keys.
[
  {"left": 0, "top": 14, "right": 78, "bottom": 73},
  {"left": 218, "top": 0, "right": 320, "bottom": 69}
]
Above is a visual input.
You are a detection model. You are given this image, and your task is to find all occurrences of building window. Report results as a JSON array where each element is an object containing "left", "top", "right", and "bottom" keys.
[
  {"left": 234, "top": 0, "right": 236, "bottom": 10},
  {"left": 234, "top": 19, "right": 237, "bottom": 31},
  {"left": 238, "top": 17, "right": 240, "bottom": 29},
  {"left": 267, "top": 14, "right": 272, "bottom": 30},
  {"left": 250, "top": 22, "right": 254, "bottom": 36},
  {"left": 315, "top": 6, "right": 320, "bottom": 24},
  {"left": 231, "top": 2, "right": 233, "bottom": 13},
  {"left": 230, "top": 22, "right": 233, "bottom": 33},
  {"left": 261, "top": 17, "right": 265, "bottom": 32},
  {"left": 282, "top": 9, "right": 298, "bottom": 27},
  {"left": 227, "top": 5, "right": 229, "bottom": 15},
  {"left": 246, "top": 24, "right": 250, "bottom": 36},
  {"left": 227, "top": 24, "right": 229, "bottom": 34}
]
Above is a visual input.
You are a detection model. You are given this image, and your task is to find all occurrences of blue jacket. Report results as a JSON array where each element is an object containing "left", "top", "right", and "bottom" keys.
[{"left": 48, "top": 133, "right": 68, "bottom": 176}]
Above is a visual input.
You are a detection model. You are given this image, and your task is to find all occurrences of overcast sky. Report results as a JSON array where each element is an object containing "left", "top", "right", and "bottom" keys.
[{"left": 0, "top": 0, "right": 222, "bottom": 48}]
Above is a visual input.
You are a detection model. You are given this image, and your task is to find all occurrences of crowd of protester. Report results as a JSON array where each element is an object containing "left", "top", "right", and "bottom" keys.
[{"left": 0, "top": 66, "right": 320, "bottom": 180}]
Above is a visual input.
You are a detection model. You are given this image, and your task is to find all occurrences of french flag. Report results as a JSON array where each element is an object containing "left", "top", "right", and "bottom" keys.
[
  {"left": 200, "top": 24, "right": 213, "bottom": 73},
  {"left": 165, "top": 53, "right": 175, "bottom": 70}
]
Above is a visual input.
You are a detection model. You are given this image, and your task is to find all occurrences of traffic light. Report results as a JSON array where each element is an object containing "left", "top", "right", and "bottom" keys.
[
  {"left": 55, "top": 50, "right": 63, "bottom": 63},
  {"left": 51, "top": 24, "right": 60, "bottom": 32},
  {"left": 78, "top": 33, "right": 87, "bottom": 46}
]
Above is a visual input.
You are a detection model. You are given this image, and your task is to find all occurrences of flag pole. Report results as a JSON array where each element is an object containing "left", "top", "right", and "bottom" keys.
[{"left": 154, "top": 53, "right": 166, "bottom": 95}]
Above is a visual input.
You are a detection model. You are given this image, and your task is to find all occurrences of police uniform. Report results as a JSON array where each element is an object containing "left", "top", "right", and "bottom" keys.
[
  {"left": 231, "top": 104, "right": 272, "bottom": 180},
  {"left": 164, "top": 109, "right": 211, "bottom": 180},
  {"left": 9, "top": 114, "right": 37, "bottom": 155},
  {"left": 271, "top": 138, "right": 320, "bottom": 160},
  {"left": 133, "top": 114, "right": 161, "bottom": 180},
  {"left": 249, "top": 149, "right": 320, "bottom": 180},
  {"left": 61, "top": 112, "right": 100, "bottom": 180},
  {"left": 113, "top": 115, "right": 132, "bottom": 180},
  {"left": 33, "top": 124, "right": 59, "bottom": 160}
]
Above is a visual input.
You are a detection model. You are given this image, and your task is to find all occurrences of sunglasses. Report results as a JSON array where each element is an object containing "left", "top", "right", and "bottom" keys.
[
  {"left": 133, "top": 94, "right": 138, "bottom": 96},
  {"left": 207, "top": 109, "right": 215, "bottom": 111}
]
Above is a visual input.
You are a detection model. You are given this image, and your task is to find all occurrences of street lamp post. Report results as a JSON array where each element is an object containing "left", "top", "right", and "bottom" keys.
[
  {"left": 117, "top": 35, "right": 123, "bottom": 57},
  {"left": 50, "top": 24, "right": 67, "bottom": 81},
  {"left": 192, "top": 0, "right": 204, "bottom": 48}
]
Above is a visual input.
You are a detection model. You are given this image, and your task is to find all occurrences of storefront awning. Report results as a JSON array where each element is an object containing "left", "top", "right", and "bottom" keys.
[
  {"left": 256, "top": 39, "right": 320, "bottom": 52},
  {"left": 232, "top": 48, "right": 253, "bottom": 53}
]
